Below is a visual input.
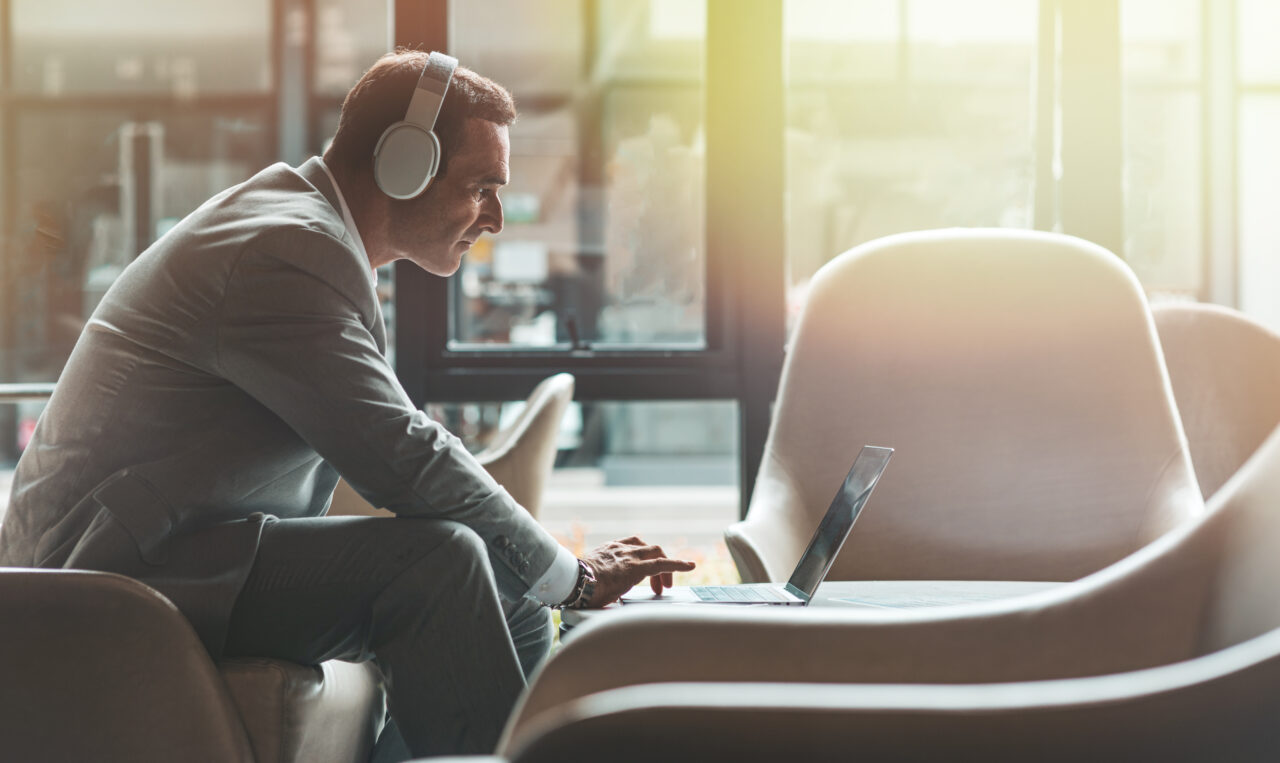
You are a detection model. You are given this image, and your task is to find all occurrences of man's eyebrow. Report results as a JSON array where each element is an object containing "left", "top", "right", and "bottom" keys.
[{"left": 478, "top": 174, "right": 509, "bottom": 187}]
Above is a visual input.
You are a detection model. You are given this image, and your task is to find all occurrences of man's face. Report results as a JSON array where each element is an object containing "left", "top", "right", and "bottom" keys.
[{"left": 389, "top": 117, "right": 508, "bottom": 276}]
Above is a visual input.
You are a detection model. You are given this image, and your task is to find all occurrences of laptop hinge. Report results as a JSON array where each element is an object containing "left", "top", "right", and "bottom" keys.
[{"left": 783, "top": 582, "right": 810, "bottom": 602}]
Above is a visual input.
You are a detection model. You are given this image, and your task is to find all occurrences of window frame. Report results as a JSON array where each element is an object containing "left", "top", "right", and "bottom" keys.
[
  {"left": 391, "top": 0, "right": 787, "bottom": 514},
  {"left": 1, "top": 0, "right": 1258, "bottom": 506},
  {"left": 0, "top": 0, "right": 354, "bottom": 462}
]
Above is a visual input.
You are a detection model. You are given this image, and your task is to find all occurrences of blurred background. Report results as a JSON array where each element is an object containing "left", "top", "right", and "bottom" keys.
[{"left": 1, "top": 0, "right": 1277, "bottom": 583}]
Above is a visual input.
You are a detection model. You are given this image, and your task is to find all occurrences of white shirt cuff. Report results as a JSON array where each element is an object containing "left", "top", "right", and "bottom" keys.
[{"left": 530, "top": 545, "right": 579, "bottom": 606}]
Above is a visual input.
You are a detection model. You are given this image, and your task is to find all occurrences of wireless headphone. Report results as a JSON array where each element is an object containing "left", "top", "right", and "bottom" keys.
[{"left": 372, "top": 51, "right": 458, "bottom": 200}]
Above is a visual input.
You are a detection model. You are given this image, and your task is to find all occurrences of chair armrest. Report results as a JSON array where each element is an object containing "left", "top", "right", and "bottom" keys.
[
  {"left": 725, "top": 450, "right": 818, "bottom": 583},
  {"left": 220, "top": 658, "right": 385, "bottom": 763},
  {"left": 507, "top": 645, "right": 1280, "bottom": 762},
  {"left": 506, "top": 514, "right": 1219, "bottom": 747},
  {"left": 0, "top": 567, "right": 254, "bottom": 762},
  {"left": 722, "top": 521, "right": 769, "bottom": 583}
]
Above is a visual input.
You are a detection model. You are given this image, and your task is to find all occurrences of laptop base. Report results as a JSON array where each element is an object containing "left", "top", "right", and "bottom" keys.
[{"left": 620, "top": 583, "right": 806, "bottom": 605}]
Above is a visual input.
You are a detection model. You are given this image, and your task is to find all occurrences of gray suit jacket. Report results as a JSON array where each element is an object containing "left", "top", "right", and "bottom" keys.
[{"left": 0, "top": 158, "right": 561, "bottom": 657}]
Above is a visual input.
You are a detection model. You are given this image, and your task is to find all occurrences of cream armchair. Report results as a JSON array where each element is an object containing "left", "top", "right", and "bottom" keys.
[
  {"left": 329, "top": 373, "right": 574, "bottom": 519},
  {"left": 487, "top": 417, "right": 1280, "bottom": 757},
  {"left": 2, "top": 381, "right": 386, "bottom": 763},
  {"left": 0, "top": 567, "right": 383, "bottom": 762},
  {"left": 0, "top": 374, "right": 575, "bottom": 762},
  {"left": 726, "top": 229, "right": 1202, "bottom": 583},
  {"left": 438, "top": 645, "right": 1280, "bottom": 762}
]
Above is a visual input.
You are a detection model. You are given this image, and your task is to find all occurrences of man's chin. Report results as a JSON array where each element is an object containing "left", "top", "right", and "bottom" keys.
[
  {"left": 428, "top": 261, "right": 463, "bottom": 277},
  {"left": 406, "top": 253, "right": 463, "bottom": 278}
]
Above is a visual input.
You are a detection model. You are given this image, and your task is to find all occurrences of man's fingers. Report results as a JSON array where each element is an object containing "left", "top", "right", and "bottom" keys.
[
  {"left": 634, "top": 544, "right": 666, "bottom": 560},
  {"left": 636, "top": 558, "right": 696, "bottom": 577},
  {"left": 590, "top": 537, "right": 695, "bottom": 597}
]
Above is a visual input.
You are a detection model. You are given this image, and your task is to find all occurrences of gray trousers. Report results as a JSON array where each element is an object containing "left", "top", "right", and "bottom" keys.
[{"left": 223, "top": 516, "right": 554, "bottom": 758}]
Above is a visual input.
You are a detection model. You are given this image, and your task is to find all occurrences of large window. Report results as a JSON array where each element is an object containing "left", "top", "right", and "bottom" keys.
[
  {"left": 1121, "top": 0, "right": 1204, "bottom": 297},
  {"left": 399, "top": 0, "right": 747, "bottom": 394},
  {"left": 392, "top": 0, "right": 785, "bottom": 531},
  {"left": 449, "top": 0, "right": 706, "bottom": 350},
  {"left": 3, "top": 0, "right": 1278, "bottom": 531},
  {"left": 1238, "top": 0, "right": 1280, "bottom": 330},
  {"left": 11, "top": 0, "right": 272, "bottom": 95},
  {"left": 395, "top": 0, "right": 1280, "bottom": 523},
  {"left": 784, "top": 0, "right": 1039, "bottom": 319},
  {"left": 4, "top": 1, "right": 274, "bottom": 388},
  {"left": 428, "top": 2, "right": 741, "bottom": 571},
  {"left": 0, "top": 0, "right": 387, "bottom": 463}
]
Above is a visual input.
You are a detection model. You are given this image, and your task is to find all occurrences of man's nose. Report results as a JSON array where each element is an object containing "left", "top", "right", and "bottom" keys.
[{"left": 480, "top": 195, "right": 503, "bottom": 235}]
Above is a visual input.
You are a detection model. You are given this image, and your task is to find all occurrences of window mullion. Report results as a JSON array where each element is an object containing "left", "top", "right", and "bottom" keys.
[
  {"left": 706, "top": 0, "right": 785, "bottom": 517},
  {"left": 1204, "top": 0, "right": 1238, "bottom": 307},
  {"left": 1059, "top": 0, "right": 1123, "bottom": 256}
]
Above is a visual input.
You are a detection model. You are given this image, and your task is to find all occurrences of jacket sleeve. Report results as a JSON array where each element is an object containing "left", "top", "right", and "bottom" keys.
[{"left": 214, "top": 226, "right": 563, "bottom": 599}]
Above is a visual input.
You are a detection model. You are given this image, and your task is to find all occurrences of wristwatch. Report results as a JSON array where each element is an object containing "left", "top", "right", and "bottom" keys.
[{"left": 560, "top": 559, "right": 597, "bottom": 609}]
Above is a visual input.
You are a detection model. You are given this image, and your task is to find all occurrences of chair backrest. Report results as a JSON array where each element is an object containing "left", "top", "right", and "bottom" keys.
[
  {"left": 0, "top": 568, "right": 254, "bottom": 762},
  {"left": 475, "top": 372, "right": 575, "bottom": 519},
  {"left": 1153, "top": 303, "right": 1280, "bottom": 502},
  {"left": 751, "top": 229, "right": 1201, "bottom": 581},
  {"left": 327, "top": 373, "right": 574, "bottom": 519}
]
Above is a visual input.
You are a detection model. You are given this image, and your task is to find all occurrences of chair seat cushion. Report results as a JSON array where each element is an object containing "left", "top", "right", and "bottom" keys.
[{"left": 220, "top": 658, "right": 385, "bottom": 763}]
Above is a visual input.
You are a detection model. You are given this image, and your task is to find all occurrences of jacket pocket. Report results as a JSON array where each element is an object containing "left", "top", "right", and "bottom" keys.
[{"left": 90, "top": 470, "right": 175, "bottom": 566}]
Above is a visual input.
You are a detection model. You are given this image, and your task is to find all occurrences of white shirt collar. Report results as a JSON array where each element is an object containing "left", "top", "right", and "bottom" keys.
[{"left": 317, "top": 157, "right": 375, "bottom": 285}]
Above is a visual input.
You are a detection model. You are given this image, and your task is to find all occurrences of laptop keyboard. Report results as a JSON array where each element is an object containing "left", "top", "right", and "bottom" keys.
[{"left": 691, "top": 585, "right": 794, "bottom": 603}]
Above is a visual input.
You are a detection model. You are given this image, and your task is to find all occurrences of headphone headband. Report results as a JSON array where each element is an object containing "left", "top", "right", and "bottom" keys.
[{"left": 405, "top": 52, "right": 457, "bottom": 130}]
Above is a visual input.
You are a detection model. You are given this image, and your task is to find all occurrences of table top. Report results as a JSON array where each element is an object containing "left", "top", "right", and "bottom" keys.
[
  {"left": 808, "top": 579, "right": 1061, "bottom": 608},
  {"left": 561, "top": 580, "right": 1062, "bottom": 630}
]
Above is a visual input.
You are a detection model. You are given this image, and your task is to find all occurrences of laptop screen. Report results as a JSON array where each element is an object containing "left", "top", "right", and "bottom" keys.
[{"left": 786, "top": 445, "right": 893, "bottom": 598}]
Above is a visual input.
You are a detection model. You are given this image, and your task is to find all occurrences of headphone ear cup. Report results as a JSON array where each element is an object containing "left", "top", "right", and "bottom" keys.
[
  {"left": 424, "top": 129, "right": 441, "bottom": 184},
  {"left": 373, "top": 121, "right": 440, "bottom": 199}
]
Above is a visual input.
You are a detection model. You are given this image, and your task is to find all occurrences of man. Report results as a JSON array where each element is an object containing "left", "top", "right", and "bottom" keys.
[{"left": 0, "top": 50, "right": 694, "bottom": 757}]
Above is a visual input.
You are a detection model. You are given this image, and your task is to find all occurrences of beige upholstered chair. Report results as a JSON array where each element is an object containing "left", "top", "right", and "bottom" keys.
[
  {"left": 0, "top": 374, "right": 573, "bottom": 762},
  {"left": 726, "top": 229, "right": 1202, "bottom": 583},
  {"left": 489, "top": 417, "right": 1280, "bottom": 756},
  {"left": 329, "top": 373, "right": 575, "bottom": 520},
  {"left": 437, "top": 643, "right": 1280, "bottom": 763},
  {"left": 0, "top": 568, "right": 382, "bottom": 763},
  {"left": 2, "top": 380, "right": 388, "bottom": 763},
  {"left": 1154, "top": 303, "right": 1280, "bottom": 502}
]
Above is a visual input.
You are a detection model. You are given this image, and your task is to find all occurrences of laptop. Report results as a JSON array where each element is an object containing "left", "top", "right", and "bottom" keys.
[{"left": 619, "top": 445, "right": 893, "bottom": 606}]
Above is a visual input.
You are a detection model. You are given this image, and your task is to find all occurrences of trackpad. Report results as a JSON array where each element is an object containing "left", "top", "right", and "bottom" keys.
[{"left": 619, "top": 585, "right": 701, "bottom": 604}]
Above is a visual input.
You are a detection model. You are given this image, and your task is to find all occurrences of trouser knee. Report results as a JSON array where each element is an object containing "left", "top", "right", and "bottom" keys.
[
  {"left": 369, "top": 520, "right": 499, "bottom": 644},
  {"left": 430, "top": 520, "right": 488, "bottom": 568},
  {"left": 391, "top": 519, "right": 489, "bottom": 577}
]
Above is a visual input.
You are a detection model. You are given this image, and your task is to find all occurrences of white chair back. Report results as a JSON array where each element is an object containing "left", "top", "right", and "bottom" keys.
[{"left": 740, "top": 229, "right": 1201, "bottom": 581}]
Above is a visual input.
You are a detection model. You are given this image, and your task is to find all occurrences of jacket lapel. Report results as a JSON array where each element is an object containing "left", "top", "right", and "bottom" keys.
[{"left": 296, "top": 157, "right": 388, "bottom": 355}]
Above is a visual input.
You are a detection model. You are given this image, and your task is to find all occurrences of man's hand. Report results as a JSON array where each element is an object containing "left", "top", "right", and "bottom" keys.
[{"left": 579, "top": 536, "right": 696, "bottom": 607}]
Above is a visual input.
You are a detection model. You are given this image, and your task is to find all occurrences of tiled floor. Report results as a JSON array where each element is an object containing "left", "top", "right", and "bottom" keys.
[{"left": 0, "top": 466, "right": 743, "bottom": 585}]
